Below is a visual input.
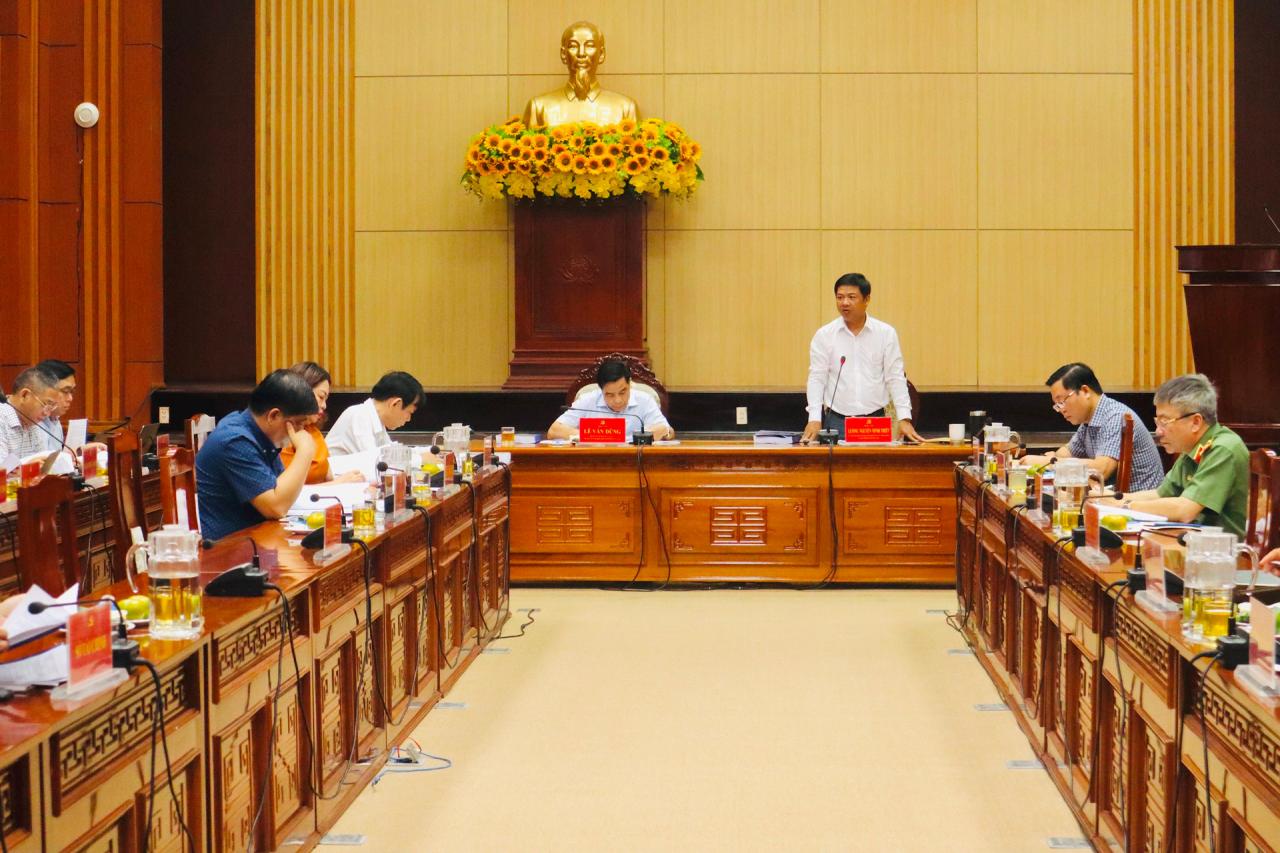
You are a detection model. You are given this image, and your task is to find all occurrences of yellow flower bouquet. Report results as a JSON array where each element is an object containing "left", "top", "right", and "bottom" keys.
[{"left": 461, "top": 116, "right": 703, "bottom": 201}]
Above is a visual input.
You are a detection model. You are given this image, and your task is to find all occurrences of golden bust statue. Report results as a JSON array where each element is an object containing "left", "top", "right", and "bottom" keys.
[{"left": 522, "top": 21, "right": 639, "bottom": 128}]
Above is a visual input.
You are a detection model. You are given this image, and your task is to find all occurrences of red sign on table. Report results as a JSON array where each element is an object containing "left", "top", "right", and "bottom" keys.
[
  {"left": 20, "top": 460, "right": 41, "bottom": 486},
  {"left": 66, "top": 603, "right": 113, "bottom": 690},
  {"left": 323, "top": 503, "right": 342, "bottom": 550},
  {"left": 843, "top": 417, "right": 893, "bottom": 443},
  {"left": 82, "top": 445, "right": 99, "bottom": 477},
  {"left": 1083, "top": 501, "right": 1101, "bottom": 548},
  {"left": 579, "top": 417, "right": 626, "bottom": 443}
]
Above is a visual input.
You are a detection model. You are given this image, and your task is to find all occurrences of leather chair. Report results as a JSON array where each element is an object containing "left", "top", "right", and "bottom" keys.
[
  {"left": 566, "top": 352, "right": 669, "bottom": 415},
  {"left": 16, "top": 475, "right": 80, "bottom": 594},
  {"left": 159, "top": 447, "right": 200, "bottom": 531},
  {"left": 106, "top": 429, "right": 149, "bottom": 581}
]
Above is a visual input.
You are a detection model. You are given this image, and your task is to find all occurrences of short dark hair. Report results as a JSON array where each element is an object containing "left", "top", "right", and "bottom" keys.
[
  {"left": 1045, "top": 363, "right": 1104, "bottom": 395},
  {"left": 287, "top": 361, "right": 332, "bottom": 389},
  {"left": 834, "top": 273, "right": 871, "bottom": 297},
  {"left": 36, "top": 359, "right": 75, "bottom": 381},
  {"left": 249, "top": 369, "right": 319, "bottom": 416},
  {"left": 12, "top": 366, "right": 55, "bottom": 393},
  {"left": 371, "top": 371, "right": 424, "bottom": 408},
  {"left": 596, "top": 359, "right": 631, "bottom": 387}
]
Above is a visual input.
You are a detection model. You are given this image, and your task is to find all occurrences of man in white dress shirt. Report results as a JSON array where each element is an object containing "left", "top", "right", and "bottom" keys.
[
  {"left": 326, "top": 370, "right": 423, "bottom": 456},
  {"left": 802, "top": 273, "right": 922, "bottom": 444},
  {"left": 548, "top": 359, "right": 673, "bottom": 441}
]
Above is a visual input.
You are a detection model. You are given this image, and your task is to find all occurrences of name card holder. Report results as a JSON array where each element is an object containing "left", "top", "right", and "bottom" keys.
[
  {"left": 579, "top": 417, "right": 627, "bottom": 444},
  {"left": 313, "top": 503, "right": 351, "bottom": 566},
  {"left": 52, "top": 603, "right": 127, "bottom": 701},
  {"left": 1236, "top": 597, "right": 1280, "bottom": 706},
  {"left": 842, "top": 417, "right": 893, "bottom": 444},
  {"left": 1076, "top": 502, "right": 1111, "bottom": 568}
]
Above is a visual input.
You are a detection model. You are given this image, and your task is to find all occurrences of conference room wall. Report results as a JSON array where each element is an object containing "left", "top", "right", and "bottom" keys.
[{"left": 350, "top": 0, "right": 1219, "bottom": 391}]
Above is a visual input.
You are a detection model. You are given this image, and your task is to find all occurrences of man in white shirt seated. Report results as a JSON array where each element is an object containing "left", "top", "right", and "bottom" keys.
[
  {"left": 326, "top": 370, "right": 424, "bottom": 456},
  {"left": 0, "top": 367, "right": 62, "bottom": 460},
  {"left": 548, "top": 359, "right": 674, "bottom": 441},
  {"left": 802, "top": 273, "right": 922, "bottom": 444},
  {"left": 34, "top": 359, "right": 76, "bottom": 451}
]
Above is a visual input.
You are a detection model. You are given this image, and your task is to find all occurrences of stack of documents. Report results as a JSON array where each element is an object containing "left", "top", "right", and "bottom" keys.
[{"left": 753, "top": 431, "right": 799, "bottom": 446}]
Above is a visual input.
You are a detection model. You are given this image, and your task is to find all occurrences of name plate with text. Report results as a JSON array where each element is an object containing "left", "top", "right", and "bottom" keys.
[
  {"left": 844, "top": 417, "right": 893, "bottom": 443},
  {"left": 579, "top": 418, "right": 627, "bottom": 443}
]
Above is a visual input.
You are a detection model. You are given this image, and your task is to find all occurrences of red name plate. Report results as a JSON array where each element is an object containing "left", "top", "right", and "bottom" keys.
[
  {"left": 82, "top": 445, "right": 99, "bottom": 476},
  {"left": 67, "top": 603, "right": 112, "bottom": 689},
  {"left": 324, "top": 503, "right": 342, "bottom": 550},
  {"left": 579, "top": 417, "right": 626, "bottom": 443},
  {"left": 383, "top": 471, "right": 406, "bottom": 514},
  {"left": 1084, "top": 501, "right": 1101, "bottom": 549},
  {"left": 156, "top": 433, "right": 170, "bottom": 457},
  {"left": 844, "top": 417, "right": 893, "bottom": 443},
  {"left": 20, "top": 460, "right": 41, "bottom": 487}
]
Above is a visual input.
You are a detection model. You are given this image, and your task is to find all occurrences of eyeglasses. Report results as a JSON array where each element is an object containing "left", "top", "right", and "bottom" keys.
[
  {"left": 1153, "top": 412, "right": 1197, "bottom": 429},
  {"left": 1051, "top": 390, "right": 1079, "bottom": 412}
]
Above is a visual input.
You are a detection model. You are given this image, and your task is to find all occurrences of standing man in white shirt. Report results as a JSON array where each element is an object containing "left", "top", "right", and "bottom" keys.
[
  {"left": 802, "top": 273, "right": 922, "bottom": 444},
  {"left": 325, "top": 370, "right": 424, "bottom": 456}
]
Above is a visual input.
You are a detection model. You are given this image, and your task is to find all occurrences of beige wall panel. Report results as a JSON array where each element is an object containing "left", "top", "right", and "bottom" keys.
[
  {"left": 978, "top": 74, "right": 1132, "bottom": 229},
  {"left": 355, "top": 0, "right": 507, "bottom": 77},
  {"left": 977, "top": 230, "right": 1132, "bottom": 386},
  {"left": 978, "top": 0, "right": 1132, "bottom": 73},
  {"left": 822, "top": 74, "right": 977, "bottom": 229},
  {"left": 507, "top": 1, "right": 663, "bottom": 75},
  {"left": 666, "top": 0, "right": 820, "bottom": 73},
  {"left": 665, "top": 231, "right": 821, "bottom": 388},
  {"left": 646, "top": 229, "right": 667, "bottom": 380},
  {"left": 820, "top": 0, "right": 977, "bottom": 72},
  {"left": 356, "top": 76, "right": 509, "bottom": 231},
  {"left": 665, "top": 74, "right": 820, "bottom": 230},
  {"left": 821, "top": 231, "right": 979, "bottom": 386},
  {"left": 355, "top": 232, "right": 510, "bottom": 387}
]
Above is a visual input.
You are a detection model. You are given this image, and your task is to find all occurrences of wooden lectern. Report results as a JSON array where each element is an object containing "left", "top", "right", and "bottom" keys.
[
  {"left": 1178, "top": 244, "right": 1280, "bottom": 444},
  {"left": 505, "top": 197, "right": 649, "bottom": 389}
]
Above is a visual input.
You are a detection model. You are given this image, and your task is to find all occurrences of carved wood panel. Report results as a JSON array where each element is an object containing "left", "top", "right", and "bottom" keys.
[
  {"left": 511, "top": 492, "right": 639, "bottom": 556},
  {"left": 355, "top": 626, "right": 379, "bottom": 744},
  {"left": 1003, "top": 573, "right": 1020, "bottom": 679},
  {"left": 1131, "top": 708, "right": 1174, "bottom": 853},
  {"left": 137, "top": 753, "right": 197, "bottom": 853},
  {"left": 272, "top": 684, "right": 305, "bottom": 838},
  {"left": 213, "top": 716, "right": 255, "bottom": 853},
  {"left": 416, "top": 580, "right": 438, "bottom": 692},
  {"left": 52, "top": 659, "right": 195, "bottom": 811},
  {"left": 1066, "top": 637, "right": 1096, "bottom": 780},
  {"left": 213, "top": 597, "right": 305, "bottom": 701},
  {"left": 316, "top": 644, "right": 349, "bottom": 785},
  {"left": 842, "top": 494, "right": 955, "bottom": 555},
  {"left": 1097, "top": 677, "right": 1129, "bottom": 844},
  {"left": 664, "top": 492, "right": 816, "bottom": 565},
  {"left": 375, "top": 520, "right": 427, "bottom": 586},
  {"left": 0, "top": 758, "right": 28, "bottom": 847},
  {"left": 1020, "top": 589, "right": 1043, "bottom": 720},
  {"left": 389, "top": 595, "right": 412, "bottom": 710},
  {"left": 76, "top": 814, "right": 132, "bottom": 853},
  {"left": 316, "top": 557, "right": 366, "bottom": 622},
  {"left": 1114, "top": 600, "right": 1177, "bottom": 709},
  {"left": 1200, "top": 679, "right": 1280, "bottom": 802}
]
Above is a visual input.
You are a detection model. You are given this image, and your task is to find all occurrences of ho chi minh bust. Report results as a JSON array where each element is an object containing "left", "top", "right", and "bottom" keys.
[{"left": 522, "top": 21, "right": 638, "bottom": 129}]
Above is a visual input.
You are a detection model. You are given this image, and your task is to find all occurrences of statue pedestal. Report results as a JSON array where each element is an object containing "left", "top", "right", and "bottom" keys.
[{"left": 505, "top": 197, "right": 649, "bottom": 389}]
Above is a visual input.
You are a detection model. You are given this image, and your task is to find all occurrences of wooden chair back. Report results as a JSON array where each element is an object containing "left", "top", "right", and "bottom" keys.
[
  {"left": 1247, "top": 448, "right": 1280, "bottom": 556},
  {"left": 16, "top": 475, "right": 79, "bottom": 594},
  {"left": 105, "top": 429, "right": 148, "bottom": 580},
  {"left": 1114, "top": 414, "right": 1136, "bottom": 493},
  {"left": 159, "top": 447, "right": 199, "bottom": 531},
  {"left": 185, "top": 413, "right": 215, "bottom": 453},
  {"left": 566, "top": 353, "right": 669, "bottom": 414}
]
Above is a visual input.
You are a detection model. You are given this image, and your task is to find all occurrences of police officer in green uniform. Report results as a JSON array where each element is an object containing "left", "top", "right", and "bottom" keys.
[{"left": 1106, "top": 374, "right": 1249, "bottom": 538}]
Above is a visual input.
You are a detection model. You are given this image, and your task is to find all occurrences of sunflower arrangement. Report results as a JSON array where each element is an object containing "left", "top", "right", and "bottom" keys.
[{"left": 462, "top": 116, "right": 703, "bottom": 201}]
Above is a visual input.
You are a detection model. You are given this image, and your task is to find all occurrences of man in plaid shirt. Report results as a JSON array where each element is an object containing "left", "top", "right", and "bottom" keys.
[{"left": 1020, "top": 363, "right": 1164, "bottom": 491}]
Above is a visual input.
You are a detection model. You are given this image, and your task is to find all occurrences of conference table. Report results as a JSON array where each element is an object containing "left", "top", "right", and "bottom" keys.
[
  {"left": 0, "top": 465, "right": 510, "bottom": 852},
  {"left": 957, "top": 466, "right": 1280, "bottom": 852},
  {"left": 508, "top": 440, "right": 971, "bottom": 584}
]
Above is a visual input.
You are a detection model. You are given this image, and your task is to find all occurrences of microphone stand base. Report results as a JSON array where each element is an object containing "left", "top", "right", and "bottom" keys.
[
  {"left": 816, "top": 430, "right": 839, "bottom": 446},
  {"left": 632, "top": 432, "right": 654, "bottom": 446}
]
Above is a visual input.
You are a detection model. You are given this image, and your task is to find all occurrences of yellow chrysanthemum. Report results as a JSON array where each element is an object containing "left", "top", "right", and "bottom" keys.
[
  {"left": 686, "top": 142, "right": 701, "bottom": 160},
  {"left": 618, "top": 119, "right": 637, "bottom": 134},
  {"left": 554, "top": 151, "right": 574, "bottom": 171}
]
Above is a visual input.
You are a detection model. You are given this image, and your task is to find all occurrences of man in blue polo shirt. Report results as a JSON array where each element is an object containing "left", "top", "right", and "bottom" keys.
[{"left": 196, "top": 370, "right": 319, "bottom": 541}]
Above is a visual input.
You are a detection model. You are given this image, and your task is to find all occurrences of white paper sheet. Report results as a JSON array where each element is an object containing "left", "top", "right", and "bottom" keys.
[
  {"left": 0, "top": 644, "right": 69, "bottom": 688},
  {"left": 3, "top": 583, "right": 80, "bottom": 647},
  {"left": 65, "top": 418, "right": 88, "bottom": 450},
  {"left": 327, "top": 448, "right": 378, "bottom": 483},
  {"left": 289, "top": 482, "right": 370, "bottom": 516}
]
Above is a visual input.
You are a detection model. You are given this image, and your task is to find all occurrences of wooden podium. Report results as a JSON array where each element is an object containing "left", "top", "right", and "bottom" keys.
[
  {"left": 1178, "top": 244, "right": 1280, "bottom": 444},
  {"left": 505, "top": 197, "right": 649, "bottom": 389}
]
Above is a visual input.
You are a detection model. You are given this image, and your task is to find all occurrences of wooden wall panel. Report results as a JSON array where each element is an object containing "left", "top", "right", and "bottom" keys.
[
  {"left": 820, "top": 0, "right": 976, "bottom": 73},
  {"left": 665, "top": 0, "right": 820, "bottom": 74},
  {"left": 1133, "top": 0, "right": 1233, "bottom": 386},
  {"left": 256, "top": 0, "right": 356, "bottom": 383},
  {"left": 356, "top": 0, "right": 507, "bottom": 77},
  {"left": 978, "top": 0, "right": 1132, "bottom": 73},
  {"left": 0, "top": 0, "right": 161, "bottom": 422},
  {"left": 507, "top": 0, "right": 662, "bottom": 75}
]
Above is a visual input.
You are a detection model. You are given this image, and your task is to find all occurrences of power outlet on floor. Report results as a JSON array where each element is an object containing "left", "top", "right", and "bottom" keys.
[
  {"left": 158, "top": 406, "right": 170, "bottom": 424},
  {"left": 735, "top": 406, "right": 748, "bottom": 425}
]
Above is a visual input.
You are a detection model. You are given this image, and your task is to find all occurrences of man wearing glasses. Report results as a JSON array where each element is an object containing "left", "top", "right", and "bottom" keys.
[
  {"left": 195, "top": 369, "right": 319, "bottom": 541},
  {"left": 0, "top": 366, "right": 62, "bottom": 460},
  {"left": 1101, "top": 373, "right": 1249, "bottom": 537},
  {"left": 1021, "top": 363, "right": 1164, "bottom": 491}
]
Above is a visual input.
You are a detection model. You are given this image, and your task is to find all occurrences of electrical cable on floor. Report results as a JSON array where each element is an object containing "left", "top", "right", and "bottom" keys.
[{"left": 496, "top": 607, "right": 539, "bottom": 640}]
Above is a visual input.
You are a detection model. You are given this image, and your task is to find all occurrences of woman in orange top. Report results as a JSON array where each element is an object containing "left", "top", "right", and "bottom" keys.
[{"left": 280, "top": 361, "right": 364, "bottom": 484}]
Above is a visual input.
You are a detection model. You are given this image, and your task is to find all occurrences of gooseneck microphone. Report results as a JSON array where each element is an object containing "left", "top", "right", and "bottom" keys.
[
  {"left": 199, "top": 535, "right": 268, "bottom": 597},
  {"left": 816, "top": 355, "right": 847, "bottom": 445},
  {"left": 28, "top": 598, "right": 140, "bottom": 668},
  {"left": 300, "top": 495, "right": 354, "bottom": 550},
  {"left": 1071, "top": 484, "right": 1125, "bottom": 549},
  {"left": 560, "top": 405, "right": 654, "bottom": 446}
]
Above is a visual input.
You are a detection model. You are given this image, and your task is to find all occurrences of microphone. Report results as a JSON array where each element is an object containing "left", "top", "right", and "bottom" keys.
[
  {"left": 199, "top": 535, "right": 268, "bottom": 597},
  {"left": 560, "top": 405, "right": 653, "bottom": 446},
  {"left": 816, "top": 355, "right": 847, "bottom": 445},
  {"left": 27, "top": 598, "right": 141, "bottom": 668},
  {"left": 300, "top": 495, "right": 354, "bottom": 550},
  {"left": 376, "top": 460, "right": 416, "bottom": 509},
  {"left": 6, "top": 399, "right": 86, "bottom": 486},
  {"left": 1265, "top": 205, "right": 1280, "bottom": 236},
  {"left": 1071, "top": 484, "right": 1125, "bottom": 549}
]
